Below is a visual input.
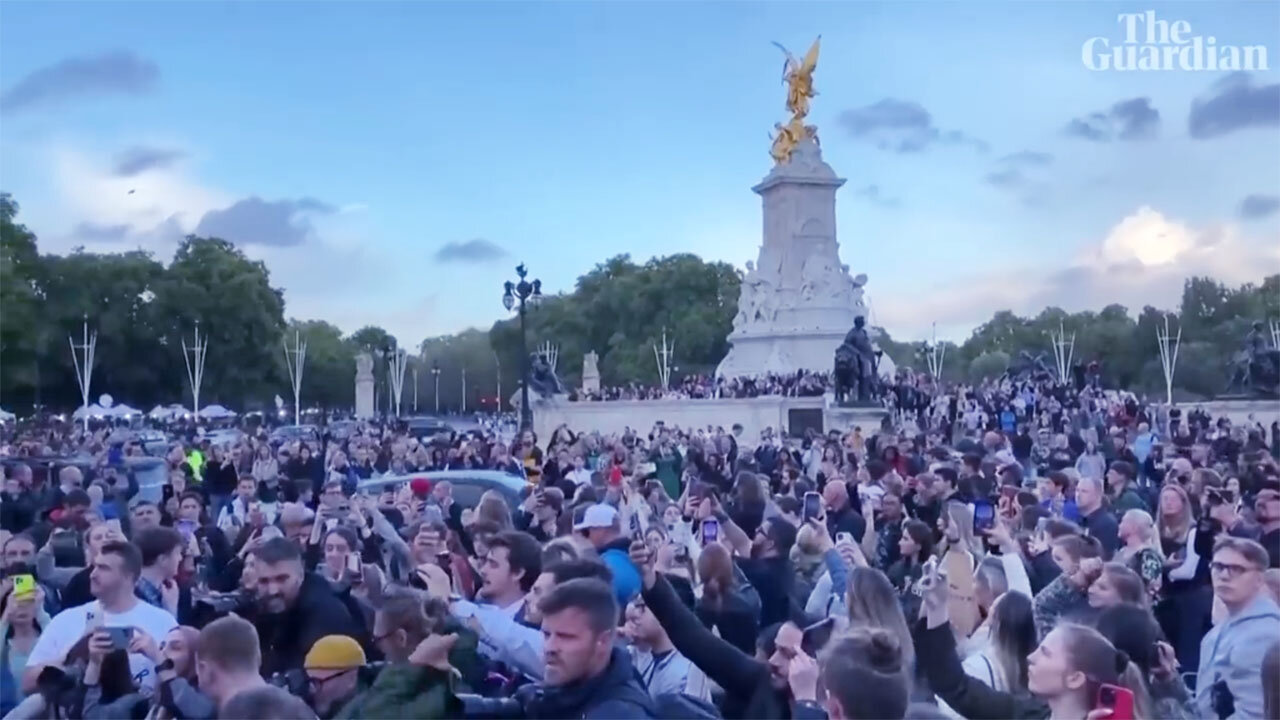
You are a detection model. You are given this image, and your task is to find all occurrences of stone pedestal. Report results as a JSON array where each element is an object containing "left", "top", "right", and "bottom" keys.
[
  {"left": 354, "top": 353, "right": 375, "bottom": 418},
  {"left": 823, "top": 404, "right": 891, "bottom": 434},
  {"left": 582, "top": 352, "right": 601, "bottom": 394},
  {"left": 717, "top": 138, "right": 869, "bottom": 378}
]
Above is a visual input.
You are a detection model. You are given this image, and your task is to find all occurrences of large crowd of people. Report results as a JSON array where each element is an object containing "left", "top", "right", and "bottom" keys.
[
  {"left": 571, "top": 371, "right": 832, "bottom": 401},
  {"left": 0, "top": 367, "right": 1277, "bottom": 720}
]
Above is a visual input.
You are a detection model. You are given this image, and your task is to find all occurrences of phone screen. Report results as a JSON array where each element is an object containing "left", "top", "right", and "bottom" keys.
[
  {"left": 973, "top": 501, "right": 995, "bottom": 532},
  {"left": 701, "top": 518, "right": 719, "bottom": 545},
  {"left": 107, "top": 627, "right": 131, "bottom": 650},
  {"left": 802, "top": 492, "right": 821, "bottom": 523}
]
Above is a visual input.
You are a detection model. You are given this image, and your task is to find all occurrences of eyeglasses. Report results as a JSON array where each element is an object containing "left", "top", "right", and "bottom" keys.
[
  {"left": 307, "top": 668, "right": 355, "bottom": 691},
  {"left": 1210, "top": 561, "right": 1260, "bottom": 579}
]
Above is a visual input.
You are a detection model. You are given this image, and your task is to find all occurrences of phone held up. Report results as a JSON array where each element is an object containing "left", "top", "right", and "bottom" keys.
[
  {"left": 802, "top": 492, "right": 821, "bottom": 524},
  {"left": 701, "top": 517, "right": 719, "bottom": 546}
]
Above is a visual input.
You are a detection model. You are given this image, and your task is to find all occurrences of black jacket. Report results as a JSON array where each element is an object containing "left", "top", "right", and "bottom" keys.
[
  {"left": 525, "top": 646, "right": 655, "bottom": 719},
  {"left": 915, "top": 619, "right": 1048, "bottom": 719},
  {"left": 643, "top": 574, "right": 789, "bottom": 719},
  {"left": 254, "top": 572, "right": 363, "bottom": 677}
]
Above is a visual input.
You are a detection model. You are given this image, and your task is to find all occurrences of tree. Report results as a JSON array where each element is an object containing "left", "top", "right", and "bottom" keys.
[
  {"left": 287, "top": 320, "right": 353, "bottom": 410},
  {"left": 969, "top": 351, "right": 1011, "bottom": 382},
  {"left": 148, "top": 237, "right": 287, "bottom": 409},
  {"left": 0, "top": 194, "right": 42, "bottom": 406}
]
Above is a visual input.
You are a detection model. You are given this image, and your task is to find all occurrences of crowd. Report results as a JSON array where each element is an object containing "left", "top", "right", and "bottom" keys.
[
  {"left": 572, "top": 371, "right": 832, "bottom": 402},
  {"left": 0, "top": 366, "right": 1277, "bottom": 720}
]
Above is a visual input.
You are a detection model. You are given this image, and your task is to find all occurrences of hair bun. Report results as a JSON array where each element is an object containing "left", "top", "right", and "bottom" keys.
[{"left": 1115, "top": 650, "right": 1130, "bottom": 674}]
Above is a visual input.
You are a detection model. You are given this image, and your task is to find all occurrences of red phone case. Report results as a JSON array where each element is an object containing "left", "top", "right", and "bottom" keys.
[{"left": 1096, "top": 683, "right": 1135, "bottom": 720}]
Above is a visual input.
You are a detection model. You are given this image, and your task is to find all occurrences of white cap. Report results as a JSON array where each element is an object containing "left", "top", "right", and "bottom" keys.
[{"left": 573, "top": 503, "right": 618, "bottom": 531}]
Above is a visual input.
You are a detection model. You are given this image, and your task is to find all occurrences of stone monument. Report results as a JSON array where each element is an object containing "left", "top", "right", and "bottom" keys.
[
  {"left": 354, "top": 352, "right": 375, "bottom": 418},
  {"left": 582, "top": 351, "right": 601, "bottom": 394},
  {"left": 717, "top": 37, "right": 872, "bottom": 378}
]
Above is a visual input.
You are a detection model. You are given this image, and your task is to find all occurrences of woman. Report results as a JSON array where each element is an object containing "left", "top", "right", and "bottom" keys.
[
  {"left": 695, "top": 543, "right": 761, "bottom": 655},
  {"left": 1087, "top": 563, "right": 1148, "bottom": 609},
  {"left": 1027, "top": 624, "right": 1151, "bottom": 719},
  {"left": 939, "top": 501, "right": 983, "bottom": 638},
  {"left": 960, "top": 591, "right": 1035, "bottom": 693},
  {"left": 727, "top": 473, "right": 765, "bottom": 539},
  {"left": 175, "top": 492, "right": 234, "bottom": 592},
  {"left": 202, "top": 446, "right": 239, "bottom": 514},
  {"left": 1116, "top": 509, "right": 1163, "bottom": 597},
  {"left": 251, "top": 444, "right": 278, "bottom": 484},
  {"left": 1154, "top": 483, "right": 1212, "bottom": 673},
  {"left": 312, "top": 526, "right": 362, "bottom": 585},
  {"left": 887, "top": 519, "right": 935, "bottom": 618},
  {"left": 0, "top": 587, "right": 50, "bottom": 715},
  {"left": 1074, "top": 439, "right": 1106, "bottom": 481},
  {"left": 847, "top": 566, "right": 916, "bottom": 674}
]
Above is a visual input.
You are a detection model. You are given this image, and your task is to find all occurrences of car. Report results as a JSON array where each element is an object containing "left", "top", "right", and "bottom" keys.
[
  {"left": 327, "top": 420, "right": 359, "bottom": 441},
  {"left": 0, "top": 455, "right": 169, "bottom": 505},
  {"left": 356, "top": 469, "right": 527, "bottom": 510},
  {"left": 269, "top": 424, "right": 320, "bottom": 445},
  {"left": 203, "top": 428, "right": 243, "bottom": 447},
  {"left": 405, "top": 417, "right": 454, "bottom": 441}
]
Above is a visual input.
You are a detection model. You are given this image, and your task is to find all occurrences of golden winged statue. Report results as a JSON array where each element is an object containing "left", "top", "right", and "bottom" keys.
[
  {"left": 768, "top": 37, "right": 821, "bottom": 165},
  {"left": 773, "top": 36, "right": 820, "bottom": 120}
]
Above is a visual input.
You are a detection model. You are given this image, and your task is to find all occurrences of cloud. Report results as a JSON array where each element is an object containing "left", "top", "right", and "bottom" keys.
[
  {"left": 853, "top": 184, "right": 900, "bottom": 208},
  {"left": 838, "top": 99, "right": 988, "bottom": 153},
  {"left": 877, "top": 207, "right": 1280, "bottom": 338},
  {"left": 0, "top": 50, "right": 158, "bottom": 115},
  {"left": 112, "top": 146, "right": 185, "bottom": 177},
  {"left": 1189, "top": 72, "right": 1280, "bottom": 139},
  {"left": 1240, "top": 193, "right": 1280, "bottom": 220},
  {"left": 984, "top": 151, "right": 1053, "bottom": 204},
  {"left": 72, "top": 222, "right": 131, "bottom": 243},
  {"left": 433, "top": 238, "right": 508, "bottom": 263},
  {"left": 1064, "top": 97, "right": 1160, "bottom": 141},
  {"left": 194, "top": 196, "right": 336, "bottom": 247}
]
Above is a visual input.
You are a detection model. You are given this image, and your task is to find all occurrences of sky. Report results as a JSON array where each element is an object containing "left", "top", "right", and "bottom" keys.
[{"left": 1, "top": 1, "right": 1278, "bottom": 347}]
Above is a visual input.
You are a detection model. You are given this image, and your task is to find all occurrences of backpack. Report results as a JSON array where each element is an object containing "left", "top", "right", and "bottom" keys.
[{"left": 653, "top": 693, "right": 722, "bottom": 719}]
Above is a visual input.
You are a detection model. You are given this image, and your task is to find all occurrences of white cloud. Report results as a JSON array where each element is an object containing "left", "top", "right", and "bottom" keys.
[{"left": 877, "top": 206, "right": 1280, "bottom": 341}]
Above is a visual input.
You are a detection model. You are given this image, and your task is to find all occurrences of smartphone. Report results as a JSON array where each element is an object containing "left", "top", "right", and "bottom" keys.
[
  {"left": 973, "top": 501, "right": 995, "bottom": 532},
  {"left": 106, "top": 626, "right": 131, "bottom": 650},
  {"left": 346, "top": 554, "right": 363, "bottom": 585},
  {"left": 11, "top": 573, "right": 35, "bottom": 600},
  {"left": 835, "top": 532, "right": 853, "bottom": 545},
  {"left": 1096, "top": 684, "right": 1135, "bottom": 720},
  {"left": 175, "top": 519, "right": 196, "bottom": 541},
  {"left": 701, "top": 517, "right": 720, "bottom": 545},
  {"left": 802, "top": 492, "right": 821, "bottom": 523}
]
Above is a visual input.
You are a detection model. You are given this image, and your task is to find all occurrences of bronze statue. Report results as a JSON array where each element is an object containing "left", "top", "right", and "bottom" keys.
[
  {"left": 834, "top": 315, "right": 879, "bottom": 404},
  {"left": 528, "top": 352, "right": 565, "bottom": 398},
  {"left": 768, "top": 37, "right": 820, "bottom": 165},
  {"left": 1226, "top": 321, "right": 1279, "bottom": 396}
]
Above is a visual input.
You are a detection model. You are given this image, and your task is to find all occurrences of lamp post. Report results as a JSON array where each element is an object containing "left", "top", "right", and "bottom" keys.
[
  {"left": 502, "top": 263, "right": 543, "bottom": 430},
  {"left": 461, "top": 366, "right": 467, "bottom": 414},
  {"left": 431, "top": 361, "right": 441, "bottom": 414}
]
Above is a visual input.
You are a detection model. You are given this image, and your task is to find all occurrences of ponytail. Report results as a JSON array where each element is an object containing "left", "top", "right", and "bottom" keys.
[{"left": 1115, "top": 655, "right": 1155, "bottom": 720}]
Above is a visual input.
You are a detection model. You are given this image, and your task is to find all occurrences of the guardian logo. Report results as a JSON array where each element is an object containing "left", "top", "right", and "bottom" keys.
[{"left": 1083, "top": 12, "right": 1269, "bottom": 71}]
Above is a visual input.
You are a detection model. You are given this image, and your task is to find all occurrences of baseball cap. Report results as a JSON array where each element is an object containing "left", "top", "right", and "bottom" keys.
[
  {"left": 573, "top": 503, "right": 618, "bottom": 531},
  {"left": 304, "top": 635, "right": 366, "bottom": 671}
]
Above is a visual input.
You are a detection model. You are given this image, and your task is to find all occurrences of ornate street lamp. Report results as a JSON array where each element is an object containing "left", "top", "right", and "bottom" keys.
[{"left": 502, "top": 263, "right": 543, "bottom": 430}]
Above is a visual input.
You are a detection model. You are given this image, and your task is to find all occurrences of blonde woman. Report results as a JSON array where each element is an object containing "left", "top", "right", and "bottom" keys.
[
  {"left": 1154, "top": 482, "right": 1213, "bottom": 680},
  {"left": 1117, "top": 509, "right": 1164, "bottom": 597}
]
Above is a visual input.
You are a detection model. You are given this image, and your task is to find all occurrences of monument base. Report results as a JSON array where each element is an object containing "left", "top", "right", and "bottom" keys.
[
  {"left": 1198, "top": 398, "right": 1280, "bottom": 428},
  {"left": 824, "top": 404, "right": 890, "bottom": 434}
]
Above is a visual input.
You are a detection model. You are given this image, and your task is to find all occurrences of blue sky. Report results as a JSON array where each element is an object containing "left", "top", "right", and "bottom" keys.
[{"left": 2, "top": 1, "right": 1277, "bottom": 346}]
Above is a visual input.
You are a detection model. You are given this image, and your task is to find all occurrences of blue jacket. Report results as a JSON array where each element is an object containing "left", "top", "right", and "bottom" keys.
[
  {"left": 1195, "top": 593, "right": 1280, "bottom": 719},
  {"left": 599, "top": 539, "right": 641, "bottom": 607}
]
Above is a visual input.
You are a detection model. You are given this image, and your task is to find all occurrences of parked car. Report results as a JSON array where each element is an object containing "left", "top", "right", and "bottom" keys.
[
  {"left": 0, "top": 455, "right": 168, "bottom": 505},
  {"left": 269, "top": 424, "right": 320, "bottom": 445},
  {"left": 405, "top": 417, "right": 454, "bottom": 442},
  {"left": 356, "top": 469, "right": 527, "bottom": 510},
  {"left": 327, "top": 420, "right": 359, "bottom": 441}
]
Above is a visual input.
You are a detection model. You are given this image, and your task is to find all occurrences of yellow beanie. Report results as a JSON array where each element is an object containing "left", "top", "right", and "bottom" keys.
[{"left": 303, "top": 635, "right": 366, "bottom": 670}]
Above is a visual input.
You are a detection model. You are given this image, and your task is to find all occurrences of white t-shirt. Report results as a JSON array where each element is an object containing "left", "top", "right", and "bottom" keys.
[{"left": 27, "top": 599, "right": 178, "bottom": 693}]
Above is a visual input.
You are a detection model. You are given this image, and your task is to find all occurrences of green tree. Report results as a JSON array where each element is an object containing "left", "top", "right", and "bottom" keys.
[
  {"left": 287, "top": 320, "right": 353, "bottom": 410},
  {"left": 0, "top": 194, "right": 43, "bottom": 407},
  {"left": 969, "top": 351, "right": 1011, "bottom": 382}
]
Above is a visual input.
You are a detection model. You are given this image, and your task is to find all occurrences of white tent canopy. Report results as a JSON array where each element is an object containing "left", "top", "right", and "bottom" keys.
[
  {"left": 73, "top": 404, "right": 110, "bottom": 419},
  {"left": 111, "top": 404, "right": 141, "bottom": 418},
  {"left": 149, "top": 404, "right": 192, "bottom": 421},
  {"left": 198, "top": 404, "right": 237, "bottom": 419}
]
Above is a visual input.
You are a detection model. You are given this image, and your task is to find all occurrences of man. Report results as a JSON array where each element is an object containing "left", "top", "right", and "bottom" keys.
[
  {"left": 1195, "top": 537, "right": 1280, "bottom": 719},
  {"left": 874, "top": 492, "right": 905, "bottom": 569},
  {"left": 220, "top": 686, "right": 317, "bottom": 720},
  {"left": 353, "top": 589, "right": 471, "bottom": 718},
  {"left": 564, "top": 454, "right": 593, "bottom": 491},
  {"left": 251, "top": 537, "right": 362, "bottom": 677},
  {"left": 478, "top": 531, "right": 541, "bottom": 619},
  {"left": 1106, "top": 461, "right": 1148, "bottom": 515},
  {"left": 1038, "top": 471, "right": 1080, "bottom": 522},
  {"left": 195, "top": 616, "right": 268, "bottom": 712},
  {"left": 24, "top": 541, "right": 177, "bottom": 694},
  {"left": 528, "top": 578, "right": 655, "bottom": 718},
  {"left": 1130, "top": 422, "right": 1156, "bottom": 481},
  {"left": 1, "top": 464, "right": 41, "bottom": 533},
  {"left": 304, "top": 635, "right": 367, "bottom": 719},
  {"left": 623, "top": 594, "right": 706, "bottom": 700},
  {"left": 822, "top": 481, "right": 866, "bottom": 543},
  {"left": 131, "top": 500, "right": 163, "bottom": 533},
  {"left": 574, "top": 504, "right": 640, "bottom": 606},
  {"left": 135, "top": 526, "right": 190, "bottom": 622},
  {"left": 737, "top": 516, "right": 797, "bottom": 627},
  {"left": 1075, "top": 476, "right": 1119, "bottom": 560},
  {"left": 1254, "top": 488, "right": 1280, "bottom": 568}
]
